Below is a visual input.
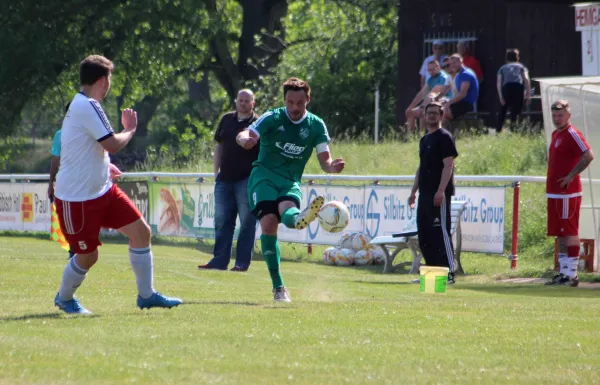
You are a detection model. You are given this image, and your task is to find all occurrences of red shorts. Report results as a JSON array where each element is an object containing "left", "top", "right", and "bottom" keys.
[
  {"left": 547, "top": 196, "right": 581, "bottom": 237},
  {"left": 55, "top": 184, "right": 142, "bottom": 254}
]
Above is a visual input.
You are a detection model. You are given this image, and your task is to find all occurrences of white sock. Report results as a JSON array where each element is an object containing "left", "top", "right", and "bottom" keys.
[
  {"left": 129, "top": 247, "right": 155, "bottom": 299},
  {"left": 58, "top": 257, "right": 88, "bottom": 301},
  {"left": 558, "top": 254, "right": 568, "bottom": 276},
  {"left": 567, "top": 257, "right": 580, "bottom": 279}
]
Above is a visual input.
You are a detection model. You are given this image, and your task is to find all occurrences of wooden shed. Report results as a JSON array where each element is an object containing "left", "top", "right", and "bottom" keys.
[{"left": 396, "top": 0, "right": 582, "bottom": 127}]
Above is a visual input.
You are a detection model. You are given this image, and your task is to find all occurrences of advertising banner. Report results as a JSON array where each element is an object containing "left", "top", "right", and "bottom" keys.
[{"left": 1, "top": 181, "right": 507, "bottom": 254}]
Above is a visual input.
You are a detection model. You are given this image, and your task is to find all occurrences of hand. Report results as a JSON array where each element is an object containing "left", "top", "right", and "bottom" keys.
[
  {"left": 240, "top": 137, "right": 258, "bottom": 150},
  {"left": 525, "top": 96, "right": 531, "bottom": 106},
  {"left": 109, "top": 163, "right": 122, "bottom": 180},
  {"left": 121, "top": 108, "right": 138, "bottom": 132},
  {"left": 48, "top": 183, "right": 54, "bottom": 203},
  {"left": 408, "top": 194, "right": 416, "bottom": 209},
  {"left": 329, "top": 158, "right": 345, "bottom": 173},
  {"left": 558, "top": 174, "right": 574, "bottom": 189},
  {"left": 500, "top": 98, "right": 505, "bottom": 106},
  {"left": 433, "top": 190, "right": 444, "bottom": 207}
]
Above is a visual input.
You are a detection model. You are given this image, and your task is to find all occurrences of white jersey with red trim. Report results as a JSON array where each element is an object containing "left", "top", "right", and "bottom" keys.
[{"left": 55, "top": 92, "right": 115, "bottom": 202}]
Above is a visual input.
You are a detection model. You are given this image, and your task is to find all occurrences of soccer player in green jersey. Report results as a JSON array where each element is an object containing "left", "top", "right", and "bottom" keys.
[{"left": 236, "top": 77, "right": 345, "bottom": 302}]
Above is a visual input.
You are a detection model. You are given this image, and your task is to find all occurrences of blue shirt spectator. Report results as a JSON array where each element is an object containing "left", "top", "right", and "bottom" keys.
[
  {"left": 427, "top": 71, "right": 451, "bottom": 98},
  {"left": 454, "top": 67, "right": 479, "bottom": 105}
]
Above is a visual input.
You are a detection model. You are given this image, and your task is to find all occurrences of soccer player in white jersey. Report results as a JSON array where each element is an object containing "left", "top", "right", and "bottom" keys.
[{"left": 53, "top": 55, "right": 182, "bottom": 314}]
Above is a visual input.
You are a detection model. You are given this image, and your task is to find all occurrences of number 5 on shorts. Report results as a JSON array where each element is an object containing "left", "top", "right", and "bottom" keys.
[{"left": 78, "top": 241, "right": 88, "bottom": 251}]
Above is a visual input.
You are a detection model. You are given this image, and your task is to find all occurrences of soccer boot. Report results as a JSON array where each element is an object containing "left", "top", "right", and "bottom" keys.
[
  {"left": 558, "top": 275, "right": 580, "bottom": 287},
  {"left": 544, "top": 274, "right": 564, "bottom": 286},
  {"left": 447, "top": 272, "right": 456, "bottom": 284},
  {"left": 137, "top": 292, "right": 183, "bottom": 310},
  {"left": 54, "top": 293, "right": 92, "bottom": 315},
  {"left": 295, "top": 195, "right": 325, "bottom": 230},
  {"left": 273, "top": 286, "right": 292, "bottom": 303}
]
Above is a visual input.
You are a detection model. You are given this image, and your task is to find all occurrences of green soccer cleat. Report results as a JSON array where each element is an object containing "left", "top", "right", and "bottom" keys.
[{"left": 295, "top": 195, "right": 324, "bottom": 230}]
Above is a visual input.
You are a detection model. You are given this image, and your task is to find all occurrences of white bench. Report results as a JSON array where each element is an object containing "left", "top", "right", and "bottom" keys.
[{"left": 370, "top": 201, "right": 468, "bottom": 274}]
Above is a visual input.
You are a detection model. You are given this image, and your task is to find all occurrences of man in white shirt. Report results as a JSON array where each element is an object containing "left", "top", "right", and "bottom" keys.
[
  {"left": 53, "top": 55, "right": 182, "bottom": 314},
  {"left": 419, "top": 40, "right": 447, "bottom": 88}
]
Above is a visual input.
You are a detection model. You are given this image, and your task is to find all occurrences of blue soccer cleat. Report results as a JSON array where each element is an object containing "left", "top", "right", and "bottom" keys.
[
  {"left": 54, "top": 293, "right": 92, "bottom": 315},
  {"left": 137, "top": 292, "right": 183, "bottom": 310}
]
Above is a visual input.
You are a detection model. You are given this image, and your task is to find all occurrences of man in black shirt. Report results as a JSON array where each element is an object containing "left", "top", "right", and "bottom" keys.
[
  {"left": 199, "top": 89, "right": 259, "bottom": 271},
  {"left": 408, "top": 102, "right": 459, "bottom": 283}
]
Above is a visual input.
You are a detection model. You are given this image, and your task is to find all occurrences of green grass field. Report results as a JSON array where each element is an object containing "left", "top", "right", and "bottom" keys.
[
  {"left": 4, "top": 131, "right": 600, "bottom": 384},
  {"left": 1, "top": 236, "right": 600, "bottom": 385}
]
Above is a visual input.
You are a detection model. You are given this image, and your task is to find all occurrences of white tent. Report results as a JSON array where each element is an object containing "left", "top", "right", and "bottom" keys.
[{"left": 536, "top": 76, "right": 600, "bottom": 271}]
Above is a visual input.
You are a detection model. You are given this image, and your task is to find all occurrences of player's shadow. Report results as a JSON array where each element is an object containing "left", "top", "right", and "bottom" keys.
[
  {"left": 0, "top": 312, "right": 100, "bottom": 322},
  {"left": 351, "top": 280, "right": 414, "bottom": 286},
  {"left": 460, "top": 284, "right": 600, "bottom": 298},
  {"left": 180, "top": 300, "right": 262, "bottom": 307}
]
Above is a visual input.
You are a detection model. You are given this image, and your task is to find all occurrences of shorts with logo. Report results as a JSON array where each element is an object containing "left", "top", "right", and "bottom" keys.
[
  {"left": 248, "top": 166, "right": 301, "bottom": 220},
  {"left": 55, "top": 184, "right": 142, "bottom": 254},
  {"left": 547, "top": 196, "right": 582, "bottom": 236}
]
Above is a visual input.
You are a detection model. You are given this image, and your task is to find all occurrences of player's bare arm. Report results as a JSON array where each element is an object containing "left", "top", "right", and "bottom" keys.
[
  {"left": 317, "top": 150, "right": 344, "bottom": 173},
  {"left": 558, "top": 149, "right": 595, "bottom": 188},
  {"left": 448, "top": 82, "right": 469, "bottom": 105},
  {"left": 99, "top": 109, "right": 137, "bottom": 154},
  {"left": 235, "top": 129, "right": 258, "bottom": 150}
]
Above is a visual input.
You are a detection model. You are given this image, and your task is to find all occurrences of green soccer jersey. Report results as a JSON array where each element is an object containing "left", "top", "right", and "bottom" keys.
[{"left": 249, "top": 107, "right": 331, "bottom": 182}]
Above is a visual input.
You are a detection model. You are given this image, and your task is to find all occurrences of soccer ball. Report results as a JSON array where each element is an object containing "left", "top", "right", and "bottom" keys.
[
  {"left": 354, "top": 249, "right": 373, "bottom": 266},
  {"left": 369, "top": 245, "right": 385, "bottom": 265},
  {"left": 317, "top": 201, "right": 350, "bottom": 233},
  {"left": 337, "top": 231, "right": 359, "bottom": 249},
  {"left": 350, "top": 232, "right": 371, "bottom": 252},
  {"left": 335, "top": 248, "right": 355, "bottom": 266},
  {"left": 322, "top": 247, "right": 339, "bottom": 265}
]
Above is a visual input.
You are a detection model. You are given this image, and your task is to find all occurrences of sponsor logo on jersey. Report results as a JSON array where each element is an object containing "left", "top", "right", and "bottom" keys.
[
  {"left": 277, "top": 126, "right": 285, "bottom": 132},
  {"left": 275, "top": 142, "right": 306, "bottom": 156}
]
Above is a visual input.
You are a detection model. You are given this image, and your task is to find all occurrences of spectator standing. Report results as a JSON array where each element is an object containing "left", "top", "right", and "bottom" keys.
[
  {"left": 199, "top": 89, "right": 259, "bottom": 272},
  {"left": 544, "top": 100, "right": 594, "bottom": 287},
  {"left": 419, "top": 40, "right": 447, "bottom": 88},
  {"left": 496, "top": 49, "right": 531, "bottom": 133},
  {"left": 457, "top": 40, "right": 483, "bottom": 83},
  {"left": 408, "top": 102, "right": 459, "bottom": 284}
]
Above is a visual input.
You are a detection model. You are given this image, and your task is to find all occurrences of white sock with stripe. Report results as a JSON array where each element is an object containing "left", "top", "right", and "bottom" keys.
[
  {"left": 129, "top": 247, "right": 155, "bottom": 299},
  {"left": 567, "top": 257, "right": 580, "bottom": 279},
  {"left": 558, "top": 254, "right": 568, "bottom": 276},
  {"left": 58, "top": 257, "right": 87, "bottom": 301}
]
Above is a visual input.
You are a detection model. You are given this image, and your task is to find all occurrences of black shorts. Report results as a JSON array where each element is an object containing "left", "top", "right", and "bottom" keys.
[
  {"left": 251, "top": 196, "right": 300, "bottom": 221},
  {"left": 449, "top": 100, "right": 474, "bottom": 119}
]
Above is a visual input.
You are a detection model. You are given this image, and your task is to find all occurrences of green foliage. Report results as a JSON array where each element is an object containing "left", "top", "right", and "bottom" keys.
[
  {"left": 254, "top": 0, "right": 398, "bottom": 137},
  {"left": 0, "top": 137, "right": 28, "bottom": 172}
]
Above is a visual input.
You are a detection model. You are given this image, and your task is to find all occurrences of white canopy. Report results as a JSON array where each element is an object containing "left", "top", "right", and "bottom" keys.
[{"left": 536, "top": 76, "right": 600, "bottom": 270}]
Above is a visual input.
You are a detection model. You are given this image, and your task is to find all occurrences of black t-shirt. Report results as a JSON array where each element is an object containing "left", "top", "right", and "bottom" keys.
[
  {"left": 214, "top": 111, "right": 259, "bottom": 181},
  {"left": 418, "top": 128, "right": 459, "bottom": 196}
]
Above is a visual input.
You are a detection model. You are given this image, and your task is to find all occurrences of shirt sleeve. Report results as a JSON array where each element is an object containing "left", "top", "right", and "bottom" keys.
[
  {"left": 213, "top": 115, "right": 226, "bottom": 143},
  {"left": 85, "top": 99, "right": 115, "bottom": 142},
  {"left": 248, "top": 111, "right": 275, "bottom": 138},
  {"left": 314, "top": 119, "right": 331, "bottom": 147},
  {"left": 569, "top": 128, "right": 591, "bottom": 153},
  {"left": 51, "top": 131, "right": 61, "bottom": 156},
  {"left": 441, "top": 133, "right": 459, "bottom": 160}
]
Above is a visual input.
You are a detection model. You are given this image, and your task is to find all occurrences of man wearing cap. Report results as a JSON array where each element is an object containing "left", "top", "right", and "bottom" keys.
[
  {"left": 419, "top": 40, "right": 448, "bottom": 88},
  {"left": 544, "top": 100, "right": 594, "bottom": 287}
]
